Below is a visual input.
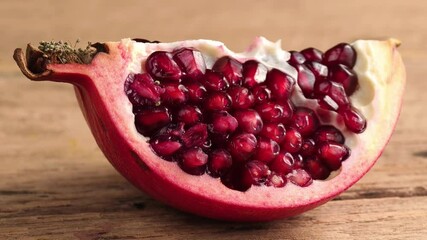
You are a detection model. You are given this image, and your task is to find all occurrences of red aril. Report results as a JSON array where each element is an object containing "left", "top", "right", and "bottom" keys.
[
  {"left": 265, "top": 173, "right": 287, "bottom": 188},
  {"left": 14, "top": 36, "right": 405, "bottom": 221},
  {"left": 201, "top": 70, "right": 229, "bottom": 91},
  {"left": 135, "top": 107, "right": 171, "bottom": 135},
  {"left": 269, "top": 152, "right": 295, "bottom": 175},
  {"left": 259, "top": 123, "right": 286, "bottom": 143},
  {"left": 228, "top": 133, "right": 258, "bottom": 162},
  {"left": 295, "top": 64, "right": 316, "bottom": 99},
  {"left": 301, "top": 48, "right": 324, "bottom": 62},
  {"left": 161, "top": 83, "right": 187, "bottom": 105},
  {"left": 173, "top": 48, "right": 206, "bottom": 80},
  {"left": 266, "top": 68, "right": 295, "bottom": 100},
  {"left": 290, "top": 107, "right": 320, "bottom": 137},
  {"left": 212, "top": 56, "right": 243, "bottom": 85},
  {"left": 314, "top": 125, "right": 345, "bottom": 144},
  {"left": 227, "top": 86, "right": 255, "bottom": 109},
  {"left": 242, "top": 60, "right": 268, "bottom": 88},
  {"left": 252, "top": 85, "right": 271, "bottom": 104},
  {"left": 318, "top": 142, "right": 350, "bottom": 170},
  {"left": 303, "top": 157, "right": 331, "bottom": 180},
  {"left": 281, "top": 128, "right": 303, "bottom": 153},
  {"left": 208, "top": 149, "right": 232, "bottom": 177},
  {"left": 146, "top": 51, "right": 182, "bottom": 81},
  {"left": 323, "top": 43, "right": 357, "bottom": 68},
  {"left": 328, "top": 64, "right": 359, "bottom": 96},
  {"left": 253, "top": 137, "right": 280, "bottom": 163},
  {"left": 209, "top": 111, "right": 238, "bottom": 135},
  {"left": 288, "top": 51, "right": 306, "bottom": 66},
  {"left": 234, "top": 109, "right": 263, "bottom": 134},
  {"left": 179, "top": 147, "right": 208, "bottom": 175},
  {"left": 176, "top": 105, "right": 202, "bottom": 126},
  {"left": 184, "top": 81, "right": 206, "bottom": 103},
  {"left": 306, "top": 61, "right": 328, "bottom": 81}
]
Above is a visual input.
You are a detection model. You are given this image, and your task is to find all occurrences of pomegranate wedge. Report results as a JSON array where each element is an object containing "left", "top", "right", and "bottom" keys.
[{"left": 14, "top": 37, "right": 405, "bottom": 221}]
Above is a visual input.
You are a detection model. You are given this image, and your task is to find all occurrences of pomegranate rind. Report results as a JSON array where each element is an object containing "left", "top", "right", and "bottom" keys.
[{"left": 14, "top": 38, "right": 405, "bottom": 221}]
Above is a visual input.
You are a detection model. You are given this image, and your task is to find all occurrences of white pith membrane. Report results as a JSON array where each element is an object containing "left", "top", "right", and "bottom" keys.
[{"left": 50, "top": 37, "right": 404, "bottom": 215}]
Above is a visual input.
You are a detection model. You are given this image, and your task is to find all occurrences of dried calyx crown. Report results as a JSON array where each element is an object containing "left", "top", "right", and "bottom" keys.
[{"left": 37, "top": 40, "right": 97, "bottom": 64}]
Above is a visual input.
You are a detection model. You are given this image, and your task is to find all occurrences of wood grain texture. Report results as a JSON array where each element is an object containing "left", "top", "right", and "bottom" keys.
[{"left": 1, "top": 0, "right": 426, "bottom": 239}]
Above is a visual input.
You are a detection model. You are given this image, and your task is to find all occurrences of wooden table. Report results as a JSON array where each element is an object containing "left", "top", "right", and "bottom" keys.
[{"left": 1, "top": 0, "right": 426, "bottom": 239}]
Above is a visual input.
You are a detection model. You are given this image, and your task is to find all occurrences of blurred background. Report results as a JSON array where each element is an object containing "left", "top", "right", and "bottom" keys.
[
  {"left": 1, "top": 0, "right": 426, "bottom": 239},
  {"left": 1, "top": 0, "right": 426, "bottom": 66}
]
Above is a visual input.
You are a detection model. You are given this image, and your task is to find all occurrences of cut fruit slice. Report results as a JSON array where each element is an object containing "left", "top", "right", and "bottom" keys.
[{"left": 14, "top": 37, "right": 405, "bottom": 221}]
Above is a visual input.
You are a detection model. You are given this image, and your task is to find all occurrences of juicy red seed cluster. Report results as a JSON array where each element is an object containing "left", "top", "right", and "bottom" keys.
[
  {"left": 124, "top": 43, "right": 365, "bottom": 192},
  {"left": 293, "top": 43, "right": 366, "bottom": 133}
]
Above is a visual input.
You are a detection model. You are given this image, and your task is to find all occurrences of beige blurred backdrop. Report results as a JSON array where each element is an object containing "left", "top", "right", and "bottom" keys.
[{"left": 1, "top": 0, "right": 426, "bottom": 68}]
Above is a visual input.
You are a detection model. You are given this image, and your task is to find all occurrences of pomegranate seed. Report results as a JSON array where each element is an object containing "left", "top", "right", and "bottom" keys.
[
  {"left": 150, "top": 137, "right": 182, "bottom": 157},
  {"left": 301, "top": 48, "right": 323, "bottom": 62},
  {"left": 304, "top": 157, "right": 330, "bottom": 180},
  {"left": 266, "top": 69, "right": 295, "bottom": 100},
  {"left": 208, "top": 149, "right": 233, "bottom": 177},
  {"left": 292, "top": 154, "right": 304, "bottom": 169},
  {"left": 259, "top": 123, "right": 286, "bottom": 143},
  {"left": 181, "top": 123, "right": 208, "bottom": 148},
  {"left": 324, "top": 43, "right": 357, "bottom": 68},
  {"left": 253, "top": 137, "right": 280, "bottom": 163},
  {"left": 300, "top": 138, "right": 316, "bottom": 157},
  {"left": 242, "top": 60, "right": 268, "bottom": 88},
  {"left": 305, "top": 61, "right": 328, "bottom": 81},
  {"left": 228, "top": 133, "right": 258, "bottom": 162},
  {"left": 288, "top": 51, "right": 306, "bottom": 66},
  {"left": 340, "top": 107, "right": 367, "bottom": 133},
  {"left": 201, "top": 70, "right": 229, "bottom": 91},
  {"left": 314, "top": 125, "right": 345, "bottom": 144},
  {"left": 125, "top": 73, "right": 164, "bottom": 105},
  {"left": 252, "top": 85, "right": 271, "bottom": 104},
  {"left": 209, "top": 111, "right": 238, "bottom": 134},
  {"left": 212, "top": 56, "right": 243, "bottom": 85},
  {"left": 135, "top": 107, "right": 171, "bottom": 134},
  {"left": 184, "top": 81, "right": 207, "bottom": 103},
  {"left": 173, "top": 48, "right": 206, "bottom": 80},
  {"left": 161, "top": 83, "right": 188, "bottom": 105},
  {"left": 241, "top": 160, "right": 270, "bottom": 187},
  {"left": 281, "top": 128, "right": 302, "bottom": 153},
  {"left": 313, "top": 80, "right": 330, "bottom": 96},
  {"left": 290, "top": 107, "right": 319, "bottom": 136},
  {"left": 288, "top": 169, "right": 313, "bottom": 187},
  {"left": 156, "top": 122, "right": 185, "bottom": 138},
  {"left": 228, "top": 86, "right": 255, "bottom": 109},
  {"left": 256, "top": 101, "right": 293, "bottom": 124},
  {"left": 234, "top": 109, "right": 263, "bottom": 134},
  {"left": 203, "top": 92, "right": 231, "bottom": 111},
  {"left": 316, "top": 81, "right": 350, "bottom": 111},
  {"left": 179, "top": 148, "right": 208, "bottom": 175},
  {"left": 265, "top": 173, "right": 287, "bottom": 188},
  {"left": 176, "top": 105, "right": 202, "bottom": 126},
  {"left": 295, "top": 64, "right": 316, "bottom": 99},
  {"left": 318, "top": 142, "right": 350, "bottom": 170},
  {"left": 145, "top": 51, "right": 182, "bottom": 81},
  {"left": 329, "top": 64, "right": 358, "bottom": 96},
  {"left": 269, "top": 152, "right": 295, "bottom": 175}
]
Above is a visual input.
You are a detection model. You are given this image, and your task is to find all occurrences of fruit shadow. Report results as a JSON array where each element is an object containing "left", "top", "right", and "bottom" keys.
[
  {"left": 4, "top": 167, "right": 307, "bottom": 236},
  {"left": 81, "top": 170, "right": 308, "bottom": 235}
]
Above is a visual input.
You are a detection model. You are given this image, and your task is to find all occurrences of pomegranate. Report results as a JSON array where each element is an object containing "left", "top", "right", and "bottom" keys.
[{"left": 13, "top": 37, "right": 405, "bottom": 221}]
